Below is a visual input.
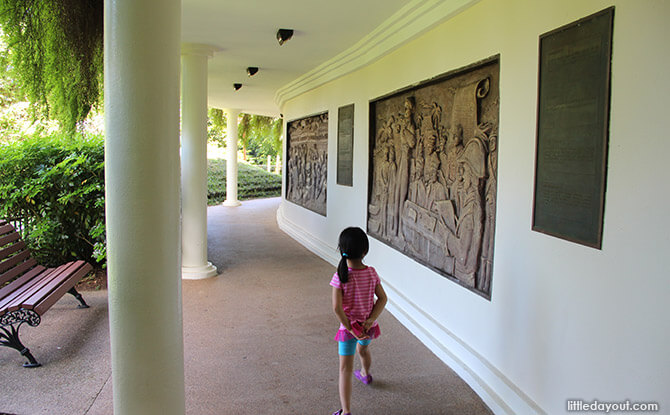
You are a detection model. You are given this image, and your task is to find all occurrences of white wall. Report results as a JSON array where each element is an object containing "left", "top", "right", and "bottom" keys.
[{"left": 277, "top": 0, "right": 670, "bottom": 413}]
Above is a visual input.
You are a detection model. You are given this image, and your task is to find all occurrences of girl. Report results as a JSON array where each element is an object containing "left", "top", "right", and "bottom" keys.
[{"left": 330, "top": 227, "right": 388, "bottom": 415}]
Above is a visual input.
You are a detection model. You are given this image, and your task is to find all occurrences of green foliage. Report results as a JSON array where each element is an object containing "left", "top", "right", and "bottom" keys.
[
  {"left": 207, "top": 107, "right": 227, "bottom": 148},
  {"left": 0, "top": 0, "right": 104, "bottom": 134},
  {"left": 237, "top": 113, "right": 251, "bottom": 160},
  {"left": 207, "top": 109, "right": 283, "bottom": 167},
  {"left": 237, "top": 113, "right": 283, "bottom": 161},
  {"left": 269, "top": 117, "right": 283, "bottom": 154},
  {"left": 207, "top": 159, "right": 281, "bottom": 205},
  {"left": 0, "top": 35, "right": 55, "bottom": 141},
  {"left": 0, "top": 35, "right": 20, "bottom": 107},
  {"left": 0, "top": 133, "right": 105, "bottom": 266}
]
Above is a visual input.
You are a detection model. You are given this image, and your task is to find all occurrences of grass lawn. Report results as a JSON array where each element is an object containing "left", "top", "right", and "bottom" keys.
[{"left": 207, "top": 158, "right": 282, "bottom": 205}]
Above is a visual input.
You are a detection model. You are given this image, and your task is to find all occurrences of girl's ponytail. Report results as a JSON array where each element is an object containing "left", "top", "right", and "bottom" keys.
[{"left": 337, "top": 254, "right": 349, "bottom": 284}]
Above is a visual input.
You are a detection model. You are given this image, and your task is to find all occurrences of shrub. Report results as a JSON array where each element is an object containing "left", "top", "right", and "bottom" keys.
[
  {"left": 0, "top": 133, "right": 105, "bottom": 266},
  {"left": 0, "top": 138, "right": 282, "bottom": 266}
]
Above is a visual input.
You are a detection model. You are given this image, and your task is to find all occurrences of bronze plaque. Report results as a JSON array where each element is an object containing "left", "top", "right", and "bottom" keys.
[
  {"left": 337, "top": 104, "right": 354, "bottom": 186},
  {"left": 368, "top": 56, "right": 499, "bottom": 299},
  {"left": 286, "top": 112, "right": 328, "bottom": 216},
  {"left": 532, "top": 7, "right": 614, "bottom": 249}
]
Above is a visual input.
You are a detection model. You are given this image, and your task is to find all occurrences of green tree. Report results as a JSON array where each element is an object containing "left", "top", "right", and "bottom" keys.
[
  {"left": 238, "top": 113, "right": 252, "bottom": 160},
  {"left": 0, "top": 36, "right": 20, "bottom": 107},
  {"left": 267, "top": 117, "right": 283, "bottom": 156},
  {"left": 0, "top": 0, "right": 104, "bottom": 134},
  {"left": 205, "top": 110, "right": 282, "bottom": 164},
  {"left": 207, "top": 107, "right": 227, "bottom": 147},
  {"left": 0, "top": 34, "right": 60, "bottom": 141},
  {"left": 237, "top": 113, "right": 282, "bottom": 162}
]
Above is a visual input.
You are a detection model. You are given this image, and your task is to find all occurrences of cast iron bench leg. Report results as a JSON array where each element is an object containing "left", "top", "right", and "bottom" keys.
[
  {"left": 68, "top": 287, "right": 89, "bottom": 309},
  {"left": 0, "top": 323, "right": 41, "bottom": 368}
]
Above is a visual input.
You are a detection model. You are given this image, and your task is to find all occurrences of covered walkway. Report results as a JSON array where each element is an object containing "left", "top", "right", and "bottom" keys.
[{"left": 0, "top": 198, "right": 491, "bottom": 414}]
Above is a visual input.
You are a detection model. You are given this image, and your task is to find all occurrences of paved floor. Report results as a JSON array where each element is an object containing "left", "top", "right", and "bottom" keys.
[{"left": 0, "top": 197, "right": 491, "bottom": 415}]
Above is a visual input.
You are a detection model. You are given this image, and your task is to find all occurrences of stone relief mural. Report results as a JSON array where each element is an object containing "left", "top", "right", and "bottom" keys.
[
  {"left": 286, "top": 112, "right": 328, "bottom": 216},
  {"left": 368, "top": 58, "right": 499, "bottom": 298}
]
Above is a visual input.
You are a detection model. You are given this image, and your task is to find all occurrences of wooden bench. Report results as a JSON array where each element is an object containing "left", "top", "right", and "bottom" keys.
[{"left": 0, "top": 219, "right": 92, "bottom": 367}]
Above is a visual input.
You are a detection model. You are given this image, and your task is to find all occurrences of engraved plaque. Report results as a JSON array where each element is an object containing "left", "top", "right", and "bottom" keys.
[
  {"left": 532, "top": 7, "right": 614, "bottom": 249},
  {"left": 286, "top": 112, "right": 328, "bottom": 216},
  {"left": 337, "top": 104, "right": 354, "bottom": 186},
  {"left": 368, "top": 56, "right": 499, "bottom": 299}
]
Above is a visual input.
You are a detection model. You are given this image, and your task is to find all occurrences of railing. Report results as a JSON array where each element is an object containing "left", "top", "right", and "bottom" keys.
[{"left": 6, "top": 213, "right": 32, "bottom": 240}]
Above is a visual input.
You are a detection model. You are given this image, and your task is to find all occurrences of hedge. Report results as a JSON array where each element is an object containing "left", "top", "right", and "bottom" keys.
[{"left": 0, "top": 134, "right": 106, "bottom": 266}]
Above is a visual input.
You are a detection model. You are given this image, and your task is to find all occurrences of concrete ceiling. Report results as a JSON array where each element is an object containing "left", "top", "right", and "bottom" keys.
[{"left": 182, "top": 0, "right": 410, "bottom": 117}]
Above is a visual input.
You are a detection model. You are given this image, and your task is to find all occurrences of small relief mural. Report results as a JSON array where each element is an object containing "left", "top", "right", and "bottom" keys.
[
  {"left": 286, "top": 112, "right": 328, "bottom": 216},
  {"left": 368, "top": 58, "right": 499, "bottom": 298}
]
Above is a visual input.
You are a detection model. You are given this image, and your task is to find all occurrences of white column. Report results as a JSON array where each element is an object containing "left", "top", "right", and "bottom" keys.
[
  {"left": 104, "top": 0, "right": 185, "bottom": 414},
  {"left": 181, "top": 44, "right": 218, "bottom": 279},
  {"left": 223, "top": 109, "right": 241, "bottom": 207}
]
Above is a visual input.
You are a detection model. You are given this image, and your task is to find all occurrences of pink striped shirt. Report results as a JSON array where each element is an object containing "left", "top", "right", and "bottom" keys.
[{"left": 330, "top": 266, "right": 381, "bottom": 341}]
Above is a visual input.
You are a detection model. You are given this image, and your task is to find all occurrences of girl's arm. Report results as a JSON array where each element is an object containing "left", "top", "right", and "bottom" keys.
[
  {"left": 332, "top": 286, "right": 369, "bottom": 340},
  {"left": 364, "top": 283, "right": 388, "bottom": 330}
]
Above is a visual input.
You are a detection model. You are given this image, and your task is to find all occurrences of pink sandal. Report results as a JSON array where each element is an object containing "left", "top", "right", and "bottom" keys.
[{"left": 354, "top": 369, "right": 372, "bottom": 385}]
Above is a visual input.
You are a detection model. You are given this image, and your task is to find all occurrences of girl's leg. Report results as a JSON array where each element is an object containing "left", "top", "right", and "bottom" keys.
[
  {"left": 338, "top": 354, "right": 354, "bottom": 413},
  {"left": 357, "top": 342, "right": 372, "bottom": 377}
]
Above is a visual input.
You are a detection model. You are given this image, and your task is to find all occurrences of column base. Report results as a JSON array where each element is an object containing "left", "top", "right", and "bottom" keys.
[
  {"left": 181, "top": 262, "right": 218, "bottom": 280},
  {"left": 223, "top": 199, "right": 241, "bottom": 207}
]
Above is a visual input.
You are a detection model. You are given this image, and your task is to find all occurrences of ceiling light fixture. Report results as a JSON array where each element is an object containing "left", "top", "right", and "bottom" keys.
[
  {"left": 247, "top": 67, "right": 259, "bottom": 77},
  {"left": 276, "top": 29, "right": 294, "bottom": 46},
  {"left": 233, "top": 83, "right": 242, "bottom": 91}
]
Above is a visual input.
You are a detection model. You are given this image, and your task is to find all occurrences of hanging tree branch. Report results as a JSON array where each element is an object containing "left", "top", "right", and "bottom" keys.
[{"left": 0, "top": 0, "right": 103, "bottom": 133}]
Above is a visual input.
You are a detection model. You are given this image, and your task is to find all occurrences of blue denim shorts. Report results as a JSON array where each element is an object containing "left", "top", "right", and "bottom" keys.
[{"left": 338, "top": 338, "right": 372, "bottom": 356}]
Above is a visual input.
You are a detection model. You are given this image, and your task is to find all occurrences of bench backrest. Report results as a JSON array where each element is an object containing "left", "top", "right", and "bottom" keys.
[{"left": 0, "top": 220, "right": 38, "bottom": 286}]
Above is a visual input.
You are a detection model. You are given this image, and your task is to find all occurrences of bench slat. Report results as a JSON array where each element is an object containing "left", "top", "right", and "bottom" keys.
[
  {"left": 0, "top": 266, "right": 47, "bottom": 312},
  {"left": 0, "top": 257, "right": 37, "bottom": 286},
  {"left": 21, "top": 262, "right": 82, "bottom": 308},
  {"left": 0, "top": 240, "right": 27, "bottom": 262},
  {"left": 0, "top": 223, "right": 15, "bottom": 237},
  {"left": 1, "top": 261, "right": 92, "bottom": 316},
  {"left": 1, "top": 266, "right": 63, "bottom": 312},
  {"left": 13, "top": 262, "right": 87, "bottom": 312},
  {"left": 0, "top": 249, "right": 31, "bottom": 274},
  {"left": 4, "top": 263, "right": 77, "bottom": 312},
  {"left": 34, "top": 262, "right": 92, "bottom": 315},
  {"left": 0, "top": 231, "right": 20, "bottom": 249}
]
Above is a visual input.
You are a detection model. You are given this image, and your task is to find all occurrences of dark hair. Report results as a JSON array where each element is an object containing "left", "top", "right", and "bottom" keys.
[{"left": 337, "top": 227, "right": 369, "bottom": 284}]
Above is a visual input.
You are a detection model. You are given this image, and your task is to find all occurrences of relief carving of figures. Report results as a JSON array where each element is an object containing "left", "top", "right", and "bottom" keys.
[
  {"left": 368, "top": 58, "right": 499, "bottom": 298},
  {"left": 286, "top": 113, "right": 328, "bottom": 216},
  {"left": 394, "top": 97, "right": 418, "bottom": 238}
]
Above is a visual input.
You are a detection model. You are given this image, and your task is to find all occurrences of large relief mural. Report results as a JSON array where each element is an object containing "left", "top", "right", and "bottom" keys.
[
  {"left": 286, "top": 112, "right": 328, "bottom": 216},
  {"left": 368, "top": 58, "right": 499, "bottom": 298}
]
